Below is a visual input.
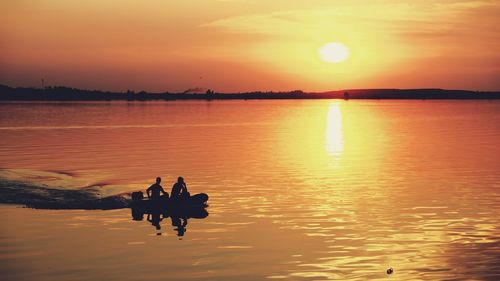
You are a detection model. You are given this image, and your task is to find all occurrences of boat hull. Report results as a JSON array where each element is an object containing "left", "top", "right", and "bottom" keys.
[{"left": 130, "top": 193, "right": 209, "bottom": 220}]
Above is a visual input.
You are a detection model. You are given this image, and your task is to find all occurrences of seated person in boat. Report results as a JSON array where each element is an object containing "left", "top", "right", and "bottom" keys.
[
  {"left": 147, "top": 177, "right": 168, "bottom": 200},
  {"left": 171, "top": 176, "right": 190, "bottom": 201}
]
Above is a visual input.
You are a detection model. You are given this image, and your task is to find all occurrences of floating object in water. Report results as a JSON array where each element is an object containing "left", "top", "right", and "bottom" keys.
[{"left": 386, "top": 267, "right": 394, "bottom": 274}]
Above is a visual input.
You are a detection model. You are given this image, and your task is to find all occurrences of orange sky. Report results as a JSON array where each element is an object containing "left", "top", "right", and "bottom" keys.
[{"left": 1, "top": 0, "right": 499, "bottom": 92}]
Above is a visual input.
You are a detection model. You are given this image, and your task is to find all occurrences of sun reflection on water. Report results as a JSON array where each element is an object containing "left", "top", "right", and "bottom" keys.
[
  {"left": 325, "top": 102, "right": 344, "bottom": 157},
  {"left": 1, "top": 101, "right": 499, "bottom": 281}
]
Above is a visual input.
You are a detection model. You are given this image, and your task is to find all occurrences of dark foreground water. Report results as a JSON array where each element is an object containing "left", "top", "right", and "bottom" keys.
[{"left": 0, "top": 100, "right": 499, "bottom": 280}]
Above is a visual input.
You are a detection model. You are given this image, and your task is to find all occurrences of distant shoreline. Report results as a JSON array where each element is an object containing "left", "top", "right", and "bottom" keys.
[{"left": 1, "top": 84, "right": 499, "bottom": 101}]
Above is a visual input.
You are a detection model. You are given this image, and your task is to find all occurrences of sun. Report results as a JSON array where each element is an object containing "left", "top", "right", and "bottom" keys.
[{"left": 319, "top": 42, "right": 350, "bottom": 63}]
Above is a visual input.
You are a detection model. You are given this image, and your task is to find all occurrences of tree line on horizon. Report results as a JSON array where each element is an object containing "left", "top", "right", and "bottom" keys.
[{"left": 0, "top": 84, "right": 499, "bottom": 101}]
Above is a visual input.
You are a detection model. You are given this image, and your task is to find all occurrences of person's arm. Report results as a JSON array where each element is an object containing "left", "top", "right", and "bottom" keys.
[
  {"left": 171, "top": 184, "right": 178, "bottom": 197},
  {"left": 160, "top": 186, "right": 167, "bottom": 195},
  {"left": 146, "top": 185, "right": 152, "bottom": 198}
]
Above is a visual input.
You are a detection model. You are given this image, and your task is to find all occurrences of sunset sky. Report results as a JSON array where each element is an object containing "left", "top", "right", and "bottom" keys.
[{"left": 1, "top": 0, "right": 499, "bottom": 92}]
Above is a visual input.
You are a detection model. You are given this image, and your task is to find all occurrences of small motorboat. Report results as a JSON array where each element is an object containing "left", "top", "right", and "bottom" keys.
[{"left": 130, "top": 191, "right": 209, "bottom": 220}]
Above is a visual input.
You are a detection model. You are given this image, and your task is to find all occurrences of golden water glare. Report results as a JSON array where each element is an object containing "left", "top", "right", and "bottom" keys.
[
  {"left": 0, "top": 101, "right": 499, "bottom": 280},
  {"left": 325, "top": 102, "right": 344, "bottom": 156}
]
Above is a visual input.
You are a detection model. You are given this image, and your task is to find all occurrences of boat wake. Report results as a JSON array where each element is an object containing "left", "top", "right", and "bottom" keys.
[{"left": 0, "top": 169, "right": 131, "bottom": 210}]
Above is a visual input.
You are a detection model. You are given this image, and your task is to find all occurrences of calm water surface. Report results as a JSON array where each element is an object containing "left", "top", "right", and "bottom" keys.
[{"left": 0, "top": 100, "right": 499, "bottom": 280}]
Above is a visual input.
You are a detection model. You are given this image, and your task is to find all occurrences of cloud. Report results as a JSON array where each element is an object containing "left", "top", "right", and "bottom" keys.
[
  {"left": 198, "top": 1, "right": 500, "bottom": 90},
  {"left": 203, "top": 1, "right": 499, "bottom": 39}
]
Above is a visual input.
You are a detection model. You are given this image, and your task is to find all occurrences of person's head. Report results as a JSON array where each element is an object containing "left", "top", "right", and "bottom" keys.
[
  {"left": 177, "top": 176, "right": 184, "bottom": 183},
  {"left": 156, "top": 177, "right": 161, "bottom": 184}
]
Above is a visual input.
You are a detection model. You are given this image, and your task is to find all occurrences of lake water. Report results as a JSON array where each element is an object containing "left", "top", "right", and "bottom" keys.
[{"left": 0, "top": 100, "right": 499, "bottom": 280}]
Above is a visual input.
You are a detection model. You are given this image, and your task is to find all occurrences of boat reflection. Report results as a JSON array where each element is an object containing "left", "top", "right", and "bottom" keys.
[{"left": 131, "top": 205, "right": 208, "bottom": 237}]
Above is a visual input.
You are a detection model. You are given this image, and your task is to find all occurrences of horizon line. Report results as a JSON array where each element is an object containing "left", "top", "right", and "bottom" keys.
[{"left": 1, "top": 83, "right": 499, "bottom": 95}]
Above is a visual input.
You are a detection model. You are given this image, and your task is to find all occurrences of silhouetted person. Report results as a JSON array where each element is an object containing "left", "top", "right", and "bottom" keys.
[
  {"left": 171, "top": 176, "right": 190, "bottom": 202},
  {"left": 147, "top": 177, "right": 167, "bottom": 200}
]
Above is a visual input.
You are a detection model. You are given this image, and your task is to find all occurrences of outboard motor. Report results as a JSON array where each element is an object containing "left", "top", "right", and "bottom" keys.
[
  {"left": 131, "top": 207, "right": 144, "bottom": 221},
  {"left": 131, "top": 191, "right": 145, "bottom": 220},
  {"left": 132, "top": 191, "right": 144, "bottom": 201}
]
